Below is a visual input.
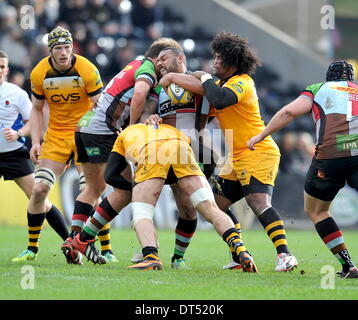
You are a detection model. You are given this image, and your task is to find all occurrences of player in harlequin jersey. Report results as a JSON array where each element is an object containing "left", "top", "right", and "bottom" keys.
[
  {"left": 61, "top": 38, "right": 185, "bottom": 264},
  {"left": 248, "top": 60, "right": 358, "bottom": 278},
  {"left": 151, "top": 46, "right": 217, "bottom": 269},
  {"left": 12, "top": 26, "right": 105, "bottom": 264}
]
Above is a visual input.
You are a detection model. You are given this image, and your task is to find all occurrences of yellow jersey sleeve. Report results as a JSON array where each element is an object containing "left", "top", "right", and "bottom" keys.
[
  {"left": 222, "top": 77, "right": 248, "bottom": 103},
  {"left": 76, "top": 55, "right": 103, "bottom": 96}
]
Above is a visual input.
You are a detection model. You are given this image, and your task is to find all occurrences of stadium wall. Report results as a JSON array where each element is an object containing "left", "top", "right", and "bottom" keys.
[{"left": 159, "top": 0, "right": 328, "bottom": 87}]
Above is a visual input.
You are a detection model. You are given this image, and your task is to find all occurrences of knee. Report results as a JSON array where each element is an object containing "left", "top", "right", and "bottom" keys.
[
  {"left": 32, "top": 183, "right": 50, "bottom": 202},
  {"left": 245, "top": 194, "right": 269, "bottom": 216},
  {"left": 86, "top": 181, "right": 107, "bottom": 198},
  {"left": 178, "top": 204, "right": 197, "bottom": 220}
]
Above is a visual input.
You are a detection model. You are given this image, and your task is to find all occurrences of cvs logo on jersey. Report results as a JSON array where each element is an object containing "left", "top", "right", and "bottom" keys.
[{"left": 50, "top": 93, "right": 81, "bottom": 103}]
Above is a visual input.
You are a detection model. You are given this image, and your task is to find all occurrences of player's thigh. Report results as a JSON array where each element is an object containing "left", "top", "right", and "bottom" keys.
[
  {"left": 76, "top": 132, "right": 117, "bottom": 165},
  {"left": 233, "top": 152, "right": 279, "bottom": 188},
  {"left": 171, "top": 184, "right": 197, "bottom": 220},
  {"left": 347, "top": 156, "right": 358, "bottom": 191},
  {"left": 14, "top": 174, "right": 35, "bottom": 199},
  {"left": 132, "top": 178, "right": 165, "bottom": 206},
  {"left": 39, "top": 132, "right": 75, "bottom": 166},
  {"left": 304, "top": 157, "right": 346, "bottom": 202}
]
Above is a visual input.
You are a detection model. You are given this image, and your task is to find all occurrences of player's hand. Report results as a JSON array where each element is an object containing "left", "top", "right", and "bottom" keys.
[
  {"left": 191, "top": 71, "right": 208, "bottom": 79},
  {"left": 144, "top": 114, "right": 162, "bottom": 126},
  {"left": 159, "top": 74, "right": 171, "bottom": 91},
  {"left": 3, "top": 128, "right": 19, "bottom": 142},
  {"left": 247, "top": 134, "right": 264, "bottom": 151},
  {"left": 30, "top": 143, "right": 41, "bottom": 164}
]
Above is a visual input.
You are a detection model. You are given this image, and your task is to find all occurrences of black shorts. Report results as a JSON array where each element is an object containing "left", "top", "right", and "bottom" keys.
[
  {"left": 75, "top": 132, "right": 118, "bottom": 164},
  {"left": 0, "top": 147, "right": 34, "bottom": 180},
  {"left": 305, "top": 156, "right": 358, "bottom": 201},
  {"left": 212, "top": 175, "right": 273, "bottom": 203}
]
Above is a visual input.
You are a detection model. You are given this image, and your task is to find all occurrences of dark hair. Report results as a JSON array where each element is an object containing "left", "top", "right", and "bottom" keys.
[
  {"left": 326, "top": 60, "right": 354, "bottom": 81},
  {"left": 211, "top": 31, "right": 261, "bottom": 75},
  {"left": 145, "top": 38, "right": 183, "bottom": 58}
]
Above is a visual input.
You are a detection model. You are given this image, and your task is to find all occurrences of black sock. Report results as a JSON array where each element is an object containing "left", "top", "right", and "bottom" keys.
[
  {"left": 46, "top": 205, "right": 69, "bottom": 240},
  {"left": 142, "top": 246, "right": 158, "bottom": 258},
  {"left": 258, "top": 207, "right": 289, "bottom": 254},
  {"left": 27, "top": 212, "right": 46, "bottom": 254}
]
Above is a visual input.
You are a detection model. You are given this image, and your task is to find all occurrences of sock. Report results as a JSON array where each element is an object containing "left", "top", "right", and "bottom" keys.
[
  {"left": 225, "top": 209, "right": 241, "bottom": 238},
  {"left": 45, "top": 205, "right": 69, "bottom": 240},
  {"left": 142, "top": 246, "right": 159, "bottom": 259},
  {"left": 71, "top": 201, "right": 93, "bottom": 233},
  {"left": 97, "top": 223, "right": 112, "bottom": 255},
  {"left": 258, "top": 207, "right": 289, "bottom": 254},
  {"left": 27, "top": 212, "right": 46, "bottom": 254},
  {"left": 315, "top": 217, "right": 355, "bottom": 272},
  {"left": 82, "top": 198, "right": 117, "bottom": 241},
  {"left": 172, "top": 217, "right": 197, "bottom": 262},
  {"left": 222, "top": 228, "right": 247, "bottom": 262}
]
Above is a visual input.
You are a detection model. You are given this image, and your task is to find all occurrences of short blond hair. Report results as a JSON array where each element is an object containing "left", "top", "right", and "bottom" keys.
[{"left": 145, "top": 38, "right": 183, "bottom": 58}]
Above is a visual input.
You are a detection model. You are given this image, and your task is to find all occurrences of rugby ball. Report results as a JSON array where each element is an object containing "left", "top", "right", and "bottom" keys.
[{"left": 167, "top": 83, "right": 193, "bottom": 105}]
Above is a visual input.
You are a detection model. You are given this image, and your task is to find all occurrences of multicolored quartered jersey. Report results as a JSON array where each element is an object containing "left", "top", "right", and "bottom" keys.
[
  {"left": 300, "top": 81, "right": 358, "bottom": 159},
  {"left": 158, "top": 81, "right": 209, "bottom": 139},
  {"left": 78, "top": 58, "right": 158, "bottom": 135},
  {"left": 30, "top": 54, "right": 102, "bottom": 139}
]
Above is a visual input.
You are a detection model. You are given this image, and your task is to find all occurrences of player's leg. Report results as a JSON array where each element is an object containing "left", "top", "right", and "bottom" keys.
[
  {"left": 13, "top": 159, "right": 67, "bottom": 261},
  {"left": 212, "top": 175, "right": 245, "bottom": 269},
  {"left": 170, "top": 184, "right": 197, "bottom": 269},
  {"left": 128, "top": 178, "right": 165, "bottom": 270},
  {"left": 177, "top": 175, "right": 257, "bottom": 272},
  {"left": 235, "top": 152, "right": 297, "bottom": 271},
  {"left": 62, "top": 162, "right": 107, "bottom": 264},
  {"left": 304, "top": 193, "right": 357, "bottom": 278},
  {"left": 304, "top": 157, "right": 357, "bottom": 278},
  {"left": 68, "top": 154, "right": 133, "bottom": 264},
  {"left": 69, "top": 188, "right": 132, "bottom": 265}
]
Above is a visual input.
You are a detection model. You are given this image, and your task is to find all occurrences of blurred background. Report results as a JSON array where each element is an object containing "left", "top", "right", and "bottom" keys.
[{"left": 1, "top": 0, "right": 358, "bottom": 230}]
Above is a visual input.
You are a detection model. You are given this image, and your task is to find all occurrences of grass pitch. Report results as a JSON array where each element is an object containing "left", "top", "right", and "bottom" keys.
[{"left": 1, "top": 225, "right": 358, "bottom": 300}]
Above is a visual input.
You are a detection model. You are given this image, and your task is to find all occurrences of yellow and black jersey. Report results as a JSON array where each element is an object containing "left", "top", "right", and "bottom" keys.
[
  {"left": 30, "top": 54, "right": 102, "bottom": 139},
  {"left": 210, "top": 74, "right": 280, "bottom": 160}
]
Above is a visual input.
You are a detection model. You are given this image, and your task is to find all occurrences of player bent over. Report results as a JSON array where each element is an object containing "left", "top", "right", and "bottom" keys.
[{"left": 66, "top": 123, "right": 258, "bottom": 272}]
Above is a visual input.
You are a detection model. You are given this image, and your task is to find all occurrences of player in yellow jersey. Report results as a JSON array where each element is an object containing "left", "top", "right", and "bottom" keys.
[
  {"left": 13, "top": 26, "right": 110, "bottom": 264},
  {"left": 159, "top": 32, "right": 298, "bottom": 272},
  {"left": 66, "top": 123, "right": 257, "bottom": 272}
]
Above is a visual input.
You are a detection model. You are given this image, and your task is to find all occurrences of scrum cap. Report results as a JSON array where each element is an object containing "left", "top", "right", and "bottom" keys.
[
  {"left": 326, "top": 60, "right": 354, "bottom": 82},
  {"left": 48, "top": 26, "right": 73, "bottom": 51}
]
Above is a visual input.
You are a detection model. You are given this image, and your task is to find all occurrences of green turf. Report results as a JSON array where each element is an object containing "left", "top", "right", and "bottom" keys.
[{"left": 1, "top": 226, "right": 358, "bottom": 300}]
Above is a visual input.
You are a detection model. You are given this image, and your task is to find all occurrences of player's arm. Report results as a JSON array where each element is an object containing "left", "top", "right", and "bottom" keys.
[
  {"left": 129, "top": 79, "right": 152, "bottom": 125},
  {"left": 199, "top": 73, "right": 237, "bottom": 109},
  {"left": 247, "top": 96, "right": 313, "bottom": 150},
  {"left": 159, "top": 72, "right": 205, "bottom": 96},
  {"left": 29, "top": 96, "right": 45, "bottom": 163},
  {"left": 3, "top": 121, "right": 31, "bottom": 142}
]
